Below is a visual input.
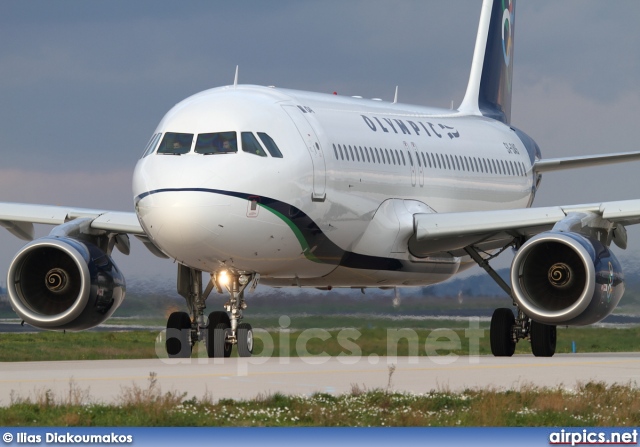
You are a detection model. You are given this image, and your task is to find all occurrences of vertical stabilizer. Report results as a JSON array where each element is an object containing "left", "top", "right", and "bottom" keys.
[{"left": 458, "top": 0, "right": 515, "bottom": 124}]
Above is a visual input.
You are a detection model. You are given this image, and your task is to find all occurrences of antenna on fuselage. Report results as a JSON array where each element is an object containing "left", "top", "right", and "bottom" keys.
[
  {"left": 233, "top": 65, "right": 239, "bottom": 88},
  {"left": 393, "top": 86, "right": 398, "bottom": 104}
]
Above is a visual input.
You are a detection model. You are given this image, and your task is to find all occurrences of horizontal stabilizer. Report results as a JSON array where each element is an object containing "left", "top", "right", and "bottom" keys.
[{"left": 534, "top": 150, "right": 640, "bottom": 173}]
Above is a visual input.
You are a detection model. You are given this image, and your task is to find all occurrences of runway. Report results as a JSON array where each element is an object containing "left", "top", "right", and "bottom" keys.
[{"left": 1, "top": 353, "right": 639, "bottom": 405}]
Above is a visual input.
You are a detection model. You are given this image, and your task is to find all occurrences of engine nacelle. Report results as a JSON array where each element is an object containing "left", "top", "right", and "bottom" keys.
[
  {"left": 511, "top": 232, "right": 624, "bottom": 326},
  {"left": 7, "top": 237, "right": 126, "bottom": 331}
]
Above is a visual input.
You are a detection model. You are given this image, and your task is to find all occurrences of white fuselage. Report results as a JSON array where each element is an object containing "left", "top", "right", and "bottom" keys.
[{"left": 133, "top": 85, "right": 534, "bottom": 288}]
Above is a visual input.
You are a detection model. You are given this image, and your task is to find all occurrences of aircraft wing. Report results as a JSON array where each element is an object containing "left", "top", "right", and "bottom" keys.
[
  {"left": 0, "top": 202, "right": 145, "bottom": 241},
  {"left": 411, "top": 199, "right": 640, "bottom": 257}
]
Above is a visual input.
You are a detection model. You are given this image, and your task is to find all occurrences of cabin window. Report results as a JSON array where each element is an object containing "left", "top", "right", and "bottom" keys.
[
  {"left": 340, "top": 144, "right": 348, "bottom": 161},
  {"left": 242, "top": 132, "right": 267, "bottom": 157},
  {"left": 258, "top": 132, "right": 283, "bottom": 158},
  {"left": 157, "top": 132, "right": 194, "bottom": 155},
  {"left": 462, "top": 156, "right": 469, "bottom": 171},
  {"left": 349, "top": 145, "right": 356, "bottom": 162},
  {"left": 194, "top": 131, "right": 236, "bottom": 155}
]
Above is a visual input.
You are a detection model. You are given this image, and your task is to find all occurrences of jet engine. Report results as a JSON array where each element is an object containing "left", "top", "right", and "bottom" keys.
[
  {"left": 7, "top": 237, "right": 126, "bottom": 331},
  {"left": 511, "top": 231, "right": 624, "bottom": 326}
]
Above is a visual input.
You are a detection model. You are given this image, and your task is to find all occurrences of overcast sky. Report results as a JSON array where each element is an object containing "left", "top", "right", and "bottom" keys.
[{"left": 1, "top": 0, "right": 639, "bottom": 285}]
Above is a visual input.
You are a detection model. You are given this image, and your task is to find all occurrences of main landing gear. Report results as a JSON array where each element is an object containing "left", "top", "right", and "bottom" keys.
[
  {"left": 464, "top": 246, "right": 557, "bottom": 357},
  {"left": 165, "top": 264, "right": 259, "bottom": 359}
]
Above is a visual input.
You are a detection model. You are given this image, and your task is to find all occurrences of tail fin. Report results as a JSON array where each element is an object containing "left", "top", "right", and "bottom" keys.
[{"left": 458, "top": 0, "right": 515, "bottom": 124}]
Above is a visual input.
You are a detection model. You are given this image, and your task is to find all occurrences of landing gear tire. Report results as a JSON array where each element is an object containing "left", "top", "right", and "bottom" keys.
[
  {"left": 210, "top": 322, "right": 232, "bottom": 358},
  {"left": 237, "top": 322, "right": 253, "bottom": 357},
  {"left": 530, "top": 320, "right": 556, "bottom": 357},
  {"left": 207, "top": 310, "right": 232, "bottom": 358},
  {"left": 490, "top": 308, "right": 516, "bottom": 357},
  {"left": 166, "top": 311, "right": 192, "bottom": 358}
]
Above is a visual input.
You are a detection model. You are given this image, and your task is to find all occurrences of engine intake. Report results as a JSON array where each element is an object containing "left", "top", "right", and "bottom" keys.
[
  {"left": 7, "top": 237, "right": 126, "bottom": 331},
  {"left": 511, "top": 232, "right": 624, "bottom": 326}
]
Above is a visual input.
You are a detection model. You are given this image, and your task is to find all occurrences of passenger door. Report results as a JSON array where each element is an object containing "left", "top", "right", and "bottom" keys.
[{"left": 282, "top": 105, "right": 326, "bottom": 202}]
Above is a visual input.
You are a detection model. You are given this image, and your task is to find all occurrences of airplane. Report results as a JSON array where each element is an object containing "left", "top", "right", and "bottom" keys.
[{"left": 3, "top": 0, "right": 640, "bottom": 359}]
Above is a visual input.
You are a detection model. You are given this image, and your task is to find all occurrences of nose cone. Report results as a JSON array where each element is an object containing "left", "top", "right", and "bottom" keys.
[
  {"left": 132, "top": 139, "right": 310, "bottom": 274},
  {"left": 136, "top": 187, "right": 319, "bottom": 275},
  {"left": 138, "top": 188, "right": 240, "bottom": 270}
]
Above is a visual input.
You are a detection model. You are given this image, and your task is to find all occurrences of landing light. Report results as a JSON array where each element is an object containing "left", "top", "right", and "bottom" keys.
[{"left": 217, "top": 270, "right": 230, "bottom": 286}]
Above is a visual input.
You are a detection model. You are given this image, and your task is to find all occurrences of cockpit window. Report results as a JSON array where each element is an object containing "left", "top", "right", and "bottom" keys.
[
  {"left": 141, "top": 133, "right": 162, "bottom": 158},
  {"left": 157, "top": 132, "right": 193, "bottom": 155},
  {"left": 241, "top": 132, "right": 267, "bottom": 157},
  {"left": 195, "top": 131, "right": 237, "bottom": 154},
  {"left": 257, "top": 132, "right": 283, "bottom": 158}
]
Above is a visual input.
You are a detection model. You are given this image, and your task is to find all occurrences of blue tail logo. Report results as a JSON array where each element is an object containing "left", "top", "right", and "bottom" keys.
[{"left": 459, "top": 0, "right": 517, "bottom": 124}]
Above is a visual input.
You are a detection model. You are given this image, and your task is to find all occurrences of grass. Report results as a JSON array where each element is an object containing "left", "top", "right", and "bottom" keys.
[
  {"left": 2, "top": 326, "right": 640, "bottom": 427},
  {"left": 2, "top": 326, "right": 640, "bottom": 362},
  {"left": 0, "top": 331, "right": 156, "bottom": 362},
  {"left": 1, "top": 374, "right": 639, "bottom": 426}
]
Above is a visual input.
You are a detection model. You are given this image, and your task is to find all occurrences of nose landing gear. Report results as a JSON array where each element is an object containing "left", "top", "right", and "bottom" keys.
[{"left": 165, "top": 264, "right": 258, "bottom": 359}]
